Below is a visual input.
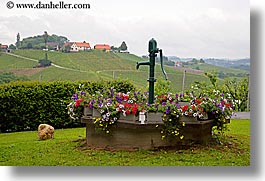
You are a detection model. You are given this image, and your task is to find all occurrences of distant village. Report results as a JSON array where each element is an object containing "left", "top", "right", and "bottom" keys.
[{"left": 1, "top": 41, "right": 129, "bottom": 54}]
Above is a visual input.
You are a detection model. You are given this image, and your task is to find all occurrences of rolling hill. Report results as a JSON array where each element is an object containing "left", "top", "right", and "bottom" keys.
[{"left": 0, "top": 49, "right": 245, "bottom": 92}]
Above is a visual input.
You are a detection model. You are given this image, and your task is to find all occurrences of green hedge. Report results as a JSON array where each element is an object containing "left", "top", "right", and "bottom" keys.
[{"left": 0, "top": 80, "right": 135, "bottom": 133}]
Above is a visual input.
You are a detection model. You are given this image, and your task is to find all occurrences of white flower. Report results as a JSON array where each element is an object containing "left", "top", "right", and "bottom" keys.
[
  {"left": 185, "top": 112, "right": 188, "bottom": 116},
  {"left": 193, "top": 113, "right": 198, "bottom": 117}
]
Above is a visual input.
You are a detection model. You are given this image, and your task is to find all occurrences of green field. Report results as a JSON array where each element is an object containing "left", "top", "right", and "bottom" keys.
[
  {"left": 0, "top": 119, "right": 250, "bottom": 166},
  {"left": 184, "top": 62, "right": 248, "bottom": 74},
  {"left": 1, "top": 49, "right": 246, "bottom": 91}
]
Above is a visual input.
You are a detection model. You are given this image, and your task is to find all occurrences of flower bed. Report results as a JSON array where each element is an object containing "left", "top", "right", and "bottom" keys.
[{"left": 67, "top": 86, "right": 234, "bottom": 148}]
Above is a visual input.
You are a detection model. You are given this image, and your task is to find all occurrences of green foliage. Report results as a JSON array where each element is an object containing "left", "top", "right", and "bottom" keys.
[
  {"left": 0, "top": 72, "right": 28, "bottom": 84},
  {"left": 119, "top": 41, "right": 128, "bottom": 51},
  {"left": 0, "top": 80, "right": 135, "bottom": 133},
  {"left": 16, "top": 33, "right": 20, "bottom": 49},
  {"left": 38, "top": 59, "right": 52, "bottom": 67},
  {"left": 154, "top": 79, "right": 172, "bottom": 95},
  {"left": 20, "top": 34, "right": 69, "bottom": 50},
  {"left": 8, "top": 44, "right": 16, "bottom": 50},
  {"left": 223, "top": 77, "right": 249, "bottom": 111}
]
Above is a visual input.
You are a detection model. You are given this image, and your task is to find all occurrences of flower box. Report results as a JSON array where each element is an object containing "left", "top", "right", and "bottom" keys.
[
  {"left": 146, "top": 112, "right": 163, "bottom": 124},
  {"left": 92, "top": 108, "right": 101, "bottom": 117},
  {"left": 120, "top": 114, "right": 138, "bottom": 121},
  {"left": 180, "top": 116, "right": 197, "bottom": 122},
  {"left": 84, "top": 107, "right": 93, "bottom": 117}
]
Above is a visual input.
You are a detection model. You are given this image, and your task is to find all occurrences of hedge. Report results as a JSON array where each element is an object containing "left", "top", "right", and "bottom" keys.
[{"left": 0, "top": 80, "right": 135, "bottom": 133}]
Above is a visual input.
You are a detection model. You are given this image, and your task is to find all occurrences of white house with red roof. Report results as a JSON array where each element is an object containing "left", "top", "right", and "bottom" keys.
[{"left": 62, "top": 42, "right": 91, "bottom": 52}]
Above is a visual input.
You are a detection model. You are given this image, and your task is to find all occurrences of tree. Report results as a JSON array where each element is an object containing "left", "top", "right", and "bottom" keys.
[
  {"left": 199, "top": 58, "right": 205, "bottom": 63},
  {"left": 43, "top": 31, "right": 48, "bottom": 49},
  {"left": 62, "top": 44, "right": 71, "bottom": 53},
  {"left": 9, "top": 44, "right": 16, "bottom": 50},
  {"left": 223, "top": 77, "right": 249, "bottom": 111},
  {"left": 119, "top": 41, "right": 128, "bottom": 51},
  {"left": 16, "top": 33, "right": 20, "bottom": 49},
  {"left": 43, "top": 31, "right": 48, "bottom": 61},
  {"left": 26, "top": 43, "right": 33, "bottom": 49}
]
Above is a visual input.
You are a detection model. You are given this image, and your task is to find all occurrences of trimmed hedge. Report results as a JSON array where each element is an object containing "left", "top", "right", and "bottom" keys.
[{"left": 0, "top": 80, "right": 135, "bottom": 133}]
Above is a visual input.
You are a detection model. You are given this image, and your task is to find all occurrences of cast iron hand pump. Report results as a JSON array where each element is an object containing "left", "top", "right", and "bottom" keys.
[{"left": 136, "top": 38, "right": 168, "bottom": 104}]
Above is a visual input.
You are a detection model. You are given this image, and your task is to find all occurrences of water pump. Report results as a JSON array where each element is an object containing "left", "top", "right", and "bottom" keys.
[{"left": 136, "top": 38, "right": 168, "bottom": 104}]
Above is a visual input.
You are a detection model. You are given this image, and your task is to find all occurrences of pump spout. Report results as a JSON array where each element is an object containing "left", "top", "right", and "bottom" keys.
[{"left": 136, "top": 61, "right": 150, "bottom": 70}]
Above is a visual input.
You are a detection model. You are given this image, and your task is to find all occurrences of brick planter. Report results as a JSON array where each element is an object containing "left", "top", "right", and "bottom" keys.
[{"left": 81, "top": 116, "right": 214, "bottom": 150}]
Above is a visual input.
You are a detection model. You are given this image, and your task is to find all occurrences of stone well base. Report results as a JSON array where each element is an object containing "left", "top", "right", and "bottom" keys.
[{"left": 81, "top": 116, "right": 214, "bottom": 150}]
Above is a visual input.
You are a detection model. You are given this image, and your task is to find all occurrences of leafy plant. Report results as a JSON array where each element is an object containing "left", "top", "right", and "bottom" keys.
[{"left": 0, "top": 80, "right": 135, "bottom": 133}]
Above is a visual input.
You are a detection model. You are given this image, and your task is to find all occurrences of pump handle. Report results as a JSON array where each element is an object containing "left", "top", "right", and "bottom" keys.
[{"left": 159, "top": 49, "right": 168, "bottom": 80}]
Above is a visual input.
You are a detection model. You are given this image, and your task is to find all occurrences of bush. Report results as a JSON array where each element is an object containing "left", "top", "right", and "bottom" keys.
[{"left": 0, "top": 80, "right": 135, "bottom": 132}]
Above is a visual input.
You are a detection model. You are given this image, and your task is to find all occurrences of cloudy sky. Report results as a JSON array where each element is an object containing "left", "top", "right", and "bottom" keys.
[{"left": 0, "top": 0, "right": 249, "bottom": 59}]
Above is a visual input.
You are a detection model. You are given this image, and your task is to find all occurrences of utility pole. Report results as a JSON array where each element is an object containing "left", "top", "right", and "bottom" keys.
[{"left": 182, "top": 69, "right": 186, "bottom": 95}]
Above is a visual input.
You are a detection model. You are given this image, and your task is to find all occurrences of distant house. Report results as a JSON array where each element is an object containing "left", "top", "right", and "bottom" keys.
[
  {"left": 1, "top": 45, "right": 8, "bottom": 50},
  {"left": 47, "top": 42, "right": 59, "bottom": 50},
  {"left": 175, "top": 61, "right": 182, "bottom": 67},
  {"left": 61, "top": 42, "right": 91, "bottom": 52},
  {"left": 94, "top": 44, "right": 111, "bottom": 52}
]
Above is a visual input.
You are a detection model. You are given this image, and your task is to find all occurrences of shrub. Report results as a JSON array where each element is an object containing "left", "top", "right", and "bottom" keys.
[{"left": 0, "top": 80, "right": 135, "bottom": 132}]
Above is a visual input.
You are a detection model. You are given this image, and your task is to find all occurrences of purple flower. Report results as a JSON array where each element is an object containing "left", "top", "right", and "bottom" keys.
[
  {"left": 98, "top": 103, "right": 103, "bottom": 108},
  {"left": 166, "top": 106, "right": 170, "bottom": 115},
  {"left": 221, "top": 93, "right": 224, "bottom": 97},
  {"left": 162, "top": 102, "right": 166, "bottom": 106},
  {"left": 175, "top": 93, "right": 179, "bottom": 98},
  {"left": 176, "top": 103, "right": 181, "bottom": 109},
  {"left": 155, "top": 104, "right": 159, "bottom": 109},
  {"left": 81, "top": 91, "right": 86, "bottom": 96},
  {"left": 180, "top": 93, "right": 183, "bottom": 97},
  {"left": 116, "top": 96, "right": 122, "bottom": 103},
  {"left": 71, "top": 93, "right": 78, "bottom": 101}
]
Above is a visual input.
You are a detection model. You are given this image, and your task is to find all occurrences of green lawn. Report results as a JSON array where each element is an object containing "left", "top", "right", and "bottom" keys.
[{"left": 0, "top": 119, "right": 250, "bottom": 166}]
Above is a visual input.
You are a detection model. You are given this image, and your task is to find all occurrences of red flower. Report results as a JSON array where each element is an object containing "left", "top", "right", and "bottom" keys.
[
  {"left": 125, "top": 109, "right": 131, "bottom": 115},
  {"left": 182, "top": 105, "right": 189, "bottom": 112},
  {"left": 225, "top": 103, "right": 231, "bottom": 108},
  {"left": 195, "top": 98, "right": 201, "bottom": 104},
  {"left": 131, "top": 103, "right": 139, "bottom": 115},
  {"left": 75, "top": 99, "right": 83, "bottom": 107},
  {"left": 191, "top": 105, "right": 196, "bottom": 110},
  {"left": 124, "top": 103, "right": 132, "bottom": 109},
  {"left": 123, "top": 94, "right": 129, "bottom": 101}
]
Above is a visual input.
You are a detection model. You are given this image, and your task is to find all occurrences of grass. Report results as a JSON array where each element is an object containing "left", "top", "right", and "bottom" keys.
[
  {"left": 0, "top": 50, "right": 212, "bottom": 91},
  {"left": 0, "top": 119, "right": 250, "bottom": 166}
]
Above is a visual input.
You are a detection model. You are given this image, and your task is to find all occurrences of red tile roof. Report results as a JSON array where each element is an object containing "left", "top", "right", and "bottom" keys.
[
  {"left": 1, "top": 45, "right": 8, "bottom": 49},
  {"left": 94, "top": 44, "right": 111, "bottom": 50},
  {"left": 75, "top": 42, "right": 90, "bottom": 48}
]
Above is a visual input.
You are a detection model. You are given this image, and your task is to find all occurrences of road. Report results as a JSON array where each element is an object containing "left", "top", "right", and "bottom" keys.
[{"left": 231, "top": 112, "right": 250, "bottom": 119}]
